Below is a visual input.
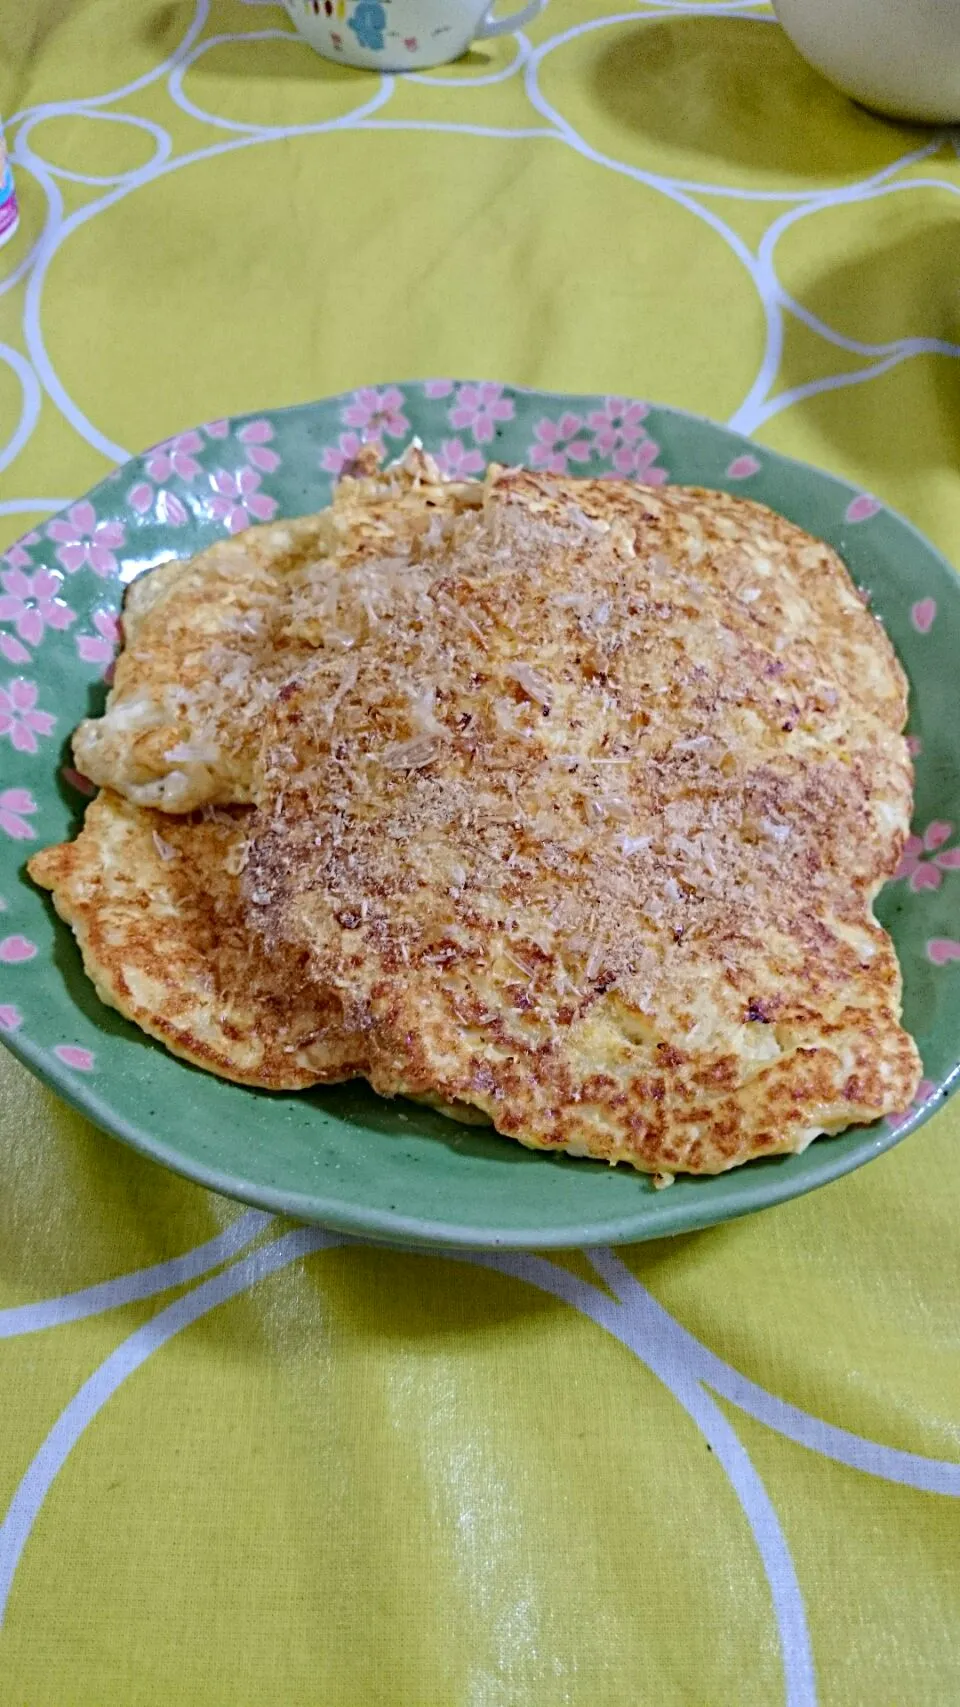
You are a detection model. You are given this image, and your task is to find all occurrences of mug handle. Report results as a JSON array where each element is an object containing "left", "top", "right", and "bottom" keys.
[{"left": 475, "top": 0, "right": 546, "bottom": 37}]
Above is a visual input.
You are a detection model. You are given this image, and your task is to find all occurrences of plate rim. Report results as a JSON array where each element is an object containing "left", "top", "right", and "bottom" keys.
[
  {"left": 2, "top": 380, "right": 958, "bottom": 1248},
  {"left": 7, "top": 1017, "right": 957, "bottom": 1249}
]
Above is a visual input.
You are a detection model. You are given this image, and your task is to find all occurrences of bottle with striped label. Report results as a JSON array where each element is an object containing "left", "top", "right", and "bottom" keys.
[{"left": 0, "top": 130, "right": 18, "bottom": 250}]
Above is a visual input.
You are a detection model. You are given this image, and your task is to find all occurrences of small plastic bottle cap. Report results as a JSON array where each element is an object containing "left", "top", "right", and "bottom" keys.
[{"left": 0, "top": 133, "right": 19, "bottom": 251}]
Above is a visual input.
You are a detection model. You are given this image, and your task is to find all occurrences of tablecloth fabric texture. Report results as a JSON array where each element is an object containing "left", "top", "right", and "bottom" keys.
[{"left": 0, "top": 3, "right": 958, "bottom": 1703}]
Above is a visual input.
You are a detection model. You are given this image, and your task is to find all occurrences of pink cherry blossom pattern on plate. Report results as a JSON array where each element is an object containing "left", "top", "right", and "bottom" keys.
[
  {"left": 586, "top": 396, "right": 649, "bottom": 456},
  {"left": 0, "top": 678, "right": 55, "bottom": 754},
  {"left": 423, "top": 379, "right": 454, "bottom": 400},
  {"left": 209, "top": 468, "right": 278, "bottom": 535},
  {"left": 53, "top": 1044, "right": 95, "bottom": 1071},
  {"left": 449, "top": 383, "right": 514, "bottom": 446},
  {"left": 342, "top": 387, "right": 409, "bottom": 441},
  {"left": 0, "top": 934, "right": 37, "bottom": 963},
  {"left": 47, "top": 502, "right": 125, "bottom": 578},
  {"left": 529, "top": 413, "right": 592, "bottom": 474},
  {"left": 911, "top": 598, "right": 936, "bottom": 634},
  {"left": 906, "top": 735, "right": 922, "bottom": 758},
  {"left": 0, "top": 786, "right": 37, "bottom": 840},
  {"left": 157, "top": 491, "right": 188, "bottom": 527},
  {"left": 726, "top": 454, "right": 761, "bottom": 480},
  {"left": 609, "top": 437, "right": 668, "bottom": 484},
  {"left": 131, "top": 479, "right": 188, "bottom": 525},
  {"left": 0, "top": 564, "right": 75, "bottom": 652},
  {"left": 888, "top": 1077, "right": 937, "bottom": 1130},
  {"left": 320, "top": 431, "right": 384, "bottom": 477},
  {"left": 145, "top": 431, "right": 204, "bottom": 484},
  {"left": 204, "top": 418, "right": 230, "bottom": 440},
  {"left": 238, "top": 420, "right": 280, "bottom": 474},
  {"left": 896, "top": 820, "right": 960, "bottom": 891},
  {"left": 0, "top": 1004, "right": 22, "bottom": 1032},
  {"left": 927, "top": 938, "right": 960, "bottom": 966},
  {"left": 3, "top": 531, "right": 39, "bottom": 572},
  {"left": 845, "top": 494, "right": 882, "bottom": 524},
  {"left": 433, "top": 438, "right": 485, "bottom": 479},
  {"left": 76, "top": 608, "right": 120, "bottom": 667}
]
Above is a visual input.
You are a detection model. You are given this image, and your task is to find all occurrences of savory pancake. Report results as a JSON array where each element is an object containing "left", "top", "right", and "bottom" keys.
[
  {"left": 246, "top": 466, "right": 920, "bottom": 1175},
  {"left": 72, "top": 448, "right": 482, "bottom": 813},
  {"left": 72, "top": 517, "right": 333, "bottom": 812},
  {"left": 28, "top": 790, "right": 359, "bottom": 1090}
]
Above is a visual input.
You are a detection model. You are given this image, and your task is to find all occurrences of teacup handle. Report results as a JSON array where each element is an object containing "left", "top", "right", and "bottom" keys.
[{"left": 475, "top": 0, "right": 546, "bottom": 37}]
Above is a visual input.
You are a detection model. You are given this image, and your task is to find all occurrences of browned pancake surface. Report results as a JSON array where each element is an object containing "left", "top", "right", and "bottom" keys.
[
  {"left": 72, "top": 450, "right": 481, "bottom": 812},
  {"left": 29, "top": 791, "right": 358, "bottom": 1089},
  {"left": 246, "top": 467, "right": 920, "bottom": 1173}
]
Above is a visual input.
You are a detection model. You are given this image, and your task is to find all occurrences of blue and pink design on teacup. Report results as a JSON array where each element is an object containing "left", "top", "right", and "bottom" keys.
[
  {"left": 285, "top": 0, "right": 546, "bottom": 72},
  {"left": 299, "top": 0, "right": 391, "bottom": 55}
]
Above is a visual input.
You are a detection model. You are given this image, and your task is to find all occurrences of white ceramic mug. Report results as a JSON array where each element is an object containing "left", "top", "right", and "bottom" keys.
[
  {"left": 284, "top": 0, "right": 546, "bottom": 71},
  {"left": 773, "top": 0, "right": 960, "bottom": 123}
]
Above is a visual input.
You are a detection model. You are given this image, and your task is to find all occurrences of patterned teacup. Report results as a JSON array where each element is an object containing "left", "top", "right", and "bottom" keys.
[{"left": 283, "top": 0, "right": 547, "bottom": 71}]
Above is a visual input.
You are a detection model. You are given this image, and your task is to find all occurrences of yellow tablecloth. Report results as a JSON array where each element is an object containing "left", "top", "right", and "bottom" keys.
[{"left": 1, "top": 4, "right": 958, "bottom": 1702}]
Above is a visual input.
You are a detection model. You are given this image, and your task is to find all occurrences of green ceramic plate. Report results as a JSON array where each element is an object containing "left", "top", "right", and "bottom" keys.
[{"left": 1, "top": 384, "right": 957, "bottom": 1248}]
